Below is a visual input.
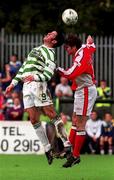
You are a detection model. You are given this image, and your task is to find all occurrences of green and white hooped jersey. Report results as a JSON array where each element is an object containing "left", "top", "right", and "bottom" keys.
[{"left": 11, "top": 45, "right": 56, "bottom": 86}]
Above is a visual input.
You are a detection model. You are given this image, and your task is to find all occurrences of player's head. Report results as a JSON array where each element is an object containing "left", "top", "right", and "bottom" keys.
[
  {"left": 53, "top": 31, "right": 65, "bottom": 47},
  {"left": 64, "top": 33, "right": 82, "bottom": 55},
  {"left": 43, "top": 30, "right": 65, "bottom": 48}
]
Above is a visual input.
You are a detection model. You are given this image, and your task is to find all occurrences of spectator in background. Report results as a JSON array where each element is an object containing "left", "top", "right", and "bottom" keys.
[
  {"left": 55, "top": 77, "right": 73, "bottom": 116},
  {"left": 55, "top": 77, "right": 73, "bottom": 98},
  {"left": 0, "top": 86, "right": 5, "bottom": 120},
  {"left": 0, "top": 54, "right": 22, "bottom": 92},
  {"left": 9, "top": 54, "right": 22, "bottom": 78},
  {"left": 85, "top": 110, "right": 102, "bottom": 154},
  {"left": 0, "top": 113, "right": 4, "bottom": 121},
  {"left": 61, "top": 112, "right": 72, "bottom": 135},
  {"left": 100, "top": 112, "right": 114, "bottom": 155},
  {"left": 95, "top": 80, "right": 112, "bottom": 119},
  {"left": 7, "top": 97, "right": 24, "bottom": 120},
  {"left": 9, "top": 54, "right": 22, "bottom": 92},
  {"left": 0, "top": 64, "right": 12, "bottom": 91},
  {"left": 4, "top": 90, "right": 22, "bottom": 119}
]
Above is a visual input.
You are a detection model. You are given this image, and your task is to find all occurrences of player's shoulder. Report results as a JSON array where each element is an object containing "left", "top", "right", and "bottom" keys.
[
  {"left": 82, "top": 44, "right": 87, "bottom": 48},
  {"left": 76, "top": 44, "right": 88, "bottom": 56},
  {"left": 29, "top": 46, "right": 41, "bottom": 53},
  {"left": 33, "top": 45, "right": 42, "bottom": 51},
  {"left": 82, "top": 44, "right": 91, "bottom": 52},
  {"left": 82, "top": 43, "right": 96, "bottom": 52}
]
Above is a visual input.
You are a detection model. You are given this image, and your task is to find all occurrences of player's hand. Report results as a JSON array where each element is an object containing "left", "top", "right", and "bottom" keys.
[
  {"left": 86, "top": 35, "right": 94, "bottom": 44},
  {"left": 56, "top": 67, "right": 64, "bottom": 73},
  {"left": 23, "top": 75, "right": 35, "bottom": 83},
  {"left": 5, "top": 84, "right": 14, "bottom": 94}
]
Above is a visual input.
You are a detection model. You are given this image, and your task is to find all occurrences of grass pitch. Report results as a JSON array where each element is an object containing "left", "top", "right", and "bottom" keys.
[{"left": 0, "top": 155, "right": 114, "bottom": 180}]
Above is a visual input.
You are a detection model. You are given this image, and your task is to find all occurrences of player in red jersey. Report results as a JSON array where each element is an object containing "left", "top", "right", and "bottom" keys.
[{"left": 57, "top": 34, "right": 97, "bottom": 167}]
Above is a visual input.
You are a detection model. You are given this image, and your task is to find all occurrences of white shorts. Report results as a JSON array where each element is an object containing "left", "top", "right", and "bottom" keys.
[
  {"left": 23, "top": 81, "right": 53, "bottom": 109},
  {"left": 73, "top": 85, "right": 97, "bottom": 116}
]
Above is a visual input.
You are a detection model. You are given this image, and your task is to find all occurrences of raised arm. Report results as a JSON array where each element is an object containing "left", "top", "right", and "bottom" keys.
[{"left": 86, "top": 35, "right": 96, "bottom": 54}]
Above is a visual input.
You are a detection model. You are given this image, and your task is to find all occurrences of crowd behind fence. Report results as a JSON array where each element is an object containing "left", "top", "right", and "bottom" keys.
[{"left": 0, "top": 29, "right": 114, "bottom": 97}]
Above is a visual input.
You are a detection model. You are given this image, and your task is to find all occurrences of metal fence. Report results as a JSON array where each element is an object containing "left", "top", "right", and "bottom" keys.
[{"left": 0, "top": 28, "right": 114, "bottom": 97}]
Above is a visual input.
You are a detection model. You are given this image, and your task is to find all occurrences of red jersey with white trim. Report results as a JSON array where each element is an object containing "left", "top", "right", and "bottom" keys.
[{"left": 58, "top": 43, "right": 96, "bottom": 90}]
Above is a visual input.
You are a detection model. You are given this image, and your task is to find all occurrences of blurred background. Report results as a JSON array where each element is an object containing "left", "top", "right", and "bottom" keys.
[
  {"left": 0, "top": 0, "right": 114, "bottom": 173},
  {"left": 0, "top": 1, "right": 114, "bottom": 179}
]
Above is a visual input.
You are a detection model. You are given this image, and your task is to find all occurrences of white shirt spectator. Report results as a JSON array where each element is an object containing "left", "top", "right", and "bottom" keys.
[
  {"left": 55, "top": 77, "right": 73, "bottom": 97},
  {"left": 85, "top": 119, "right": 103, "bottom": 139}
]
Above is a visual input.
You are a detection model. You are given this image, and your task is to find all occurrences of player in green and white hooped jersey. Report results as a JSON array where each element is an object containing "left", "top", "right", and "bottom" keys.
[{"left": 5, "top": 31, "right": 73, "bottom": 166}]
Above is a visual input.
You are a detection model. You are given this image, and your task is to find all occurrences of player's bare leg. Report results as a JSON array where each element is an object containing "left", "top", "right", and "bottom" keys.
[
  {"left": 26, "top": 106, "right": 53, "bottom": 165},
  {"left": 42, "top": 105, "right": 72, "bottom": 159},
  {"left": 46, "top": 123, "right": 65, "bottom": 158}
]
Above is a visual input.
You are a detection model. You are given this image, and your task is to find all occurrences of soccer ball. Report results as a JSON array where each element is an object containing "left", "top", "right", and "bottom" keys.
[{"left": 62, "top": 9, "right": 78, "bottom": 25}]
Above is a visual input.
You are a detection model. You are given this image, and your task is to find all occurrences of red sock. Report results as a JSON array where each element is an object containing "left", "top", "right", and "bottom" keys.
[
  {"left": 73, "top": 131, "right": 86, "bottom": 157},
  {"left": 69, "top": 126, "right": 76, "bottom": 149}
]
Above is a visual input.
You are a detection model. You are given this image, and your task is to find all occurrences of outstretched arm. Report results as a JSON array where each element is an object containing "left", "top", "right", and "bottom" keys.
[{"left": 57, "top": 50, "right": 86, "bottom": 80}]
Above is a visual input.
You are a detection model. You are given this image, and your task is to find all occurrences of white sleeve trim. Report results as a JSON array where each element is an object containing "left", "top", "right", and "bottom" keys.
[{"left": 11, "top": 79, "right": 18, "bottom": 87}]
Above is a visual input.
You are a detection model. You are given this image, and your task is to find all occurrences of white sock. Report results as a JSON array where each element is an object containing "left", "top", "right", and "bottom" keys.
[{"left": 33, "top": 122, "right": 51, "bottom": 152}]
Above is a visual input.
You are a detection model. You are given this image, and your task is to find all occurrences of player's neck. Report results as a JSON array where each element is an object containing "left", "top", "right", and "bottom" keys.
[{"left": 43, "top": 42, "right": 53, "bottom": 48}]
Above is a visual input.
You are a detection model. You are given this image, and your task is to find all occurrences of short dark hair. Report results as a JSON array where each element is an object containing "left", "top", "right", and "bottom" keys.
[
  {"left": 10, "top": 54, "right": 18, "bottom": 58},
  {"left": 65, "top": 33, "right": 82, "bottom": 50},
  {"left": 53, "top": 31, "right": 65, "bottom": 48}
]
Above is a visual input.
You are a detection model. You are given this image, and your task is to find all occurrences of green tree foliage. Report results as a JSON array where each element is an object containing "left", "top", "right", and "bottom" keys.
[{"left": 0, "top": 0, "right": 114, "bottom": 35}]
